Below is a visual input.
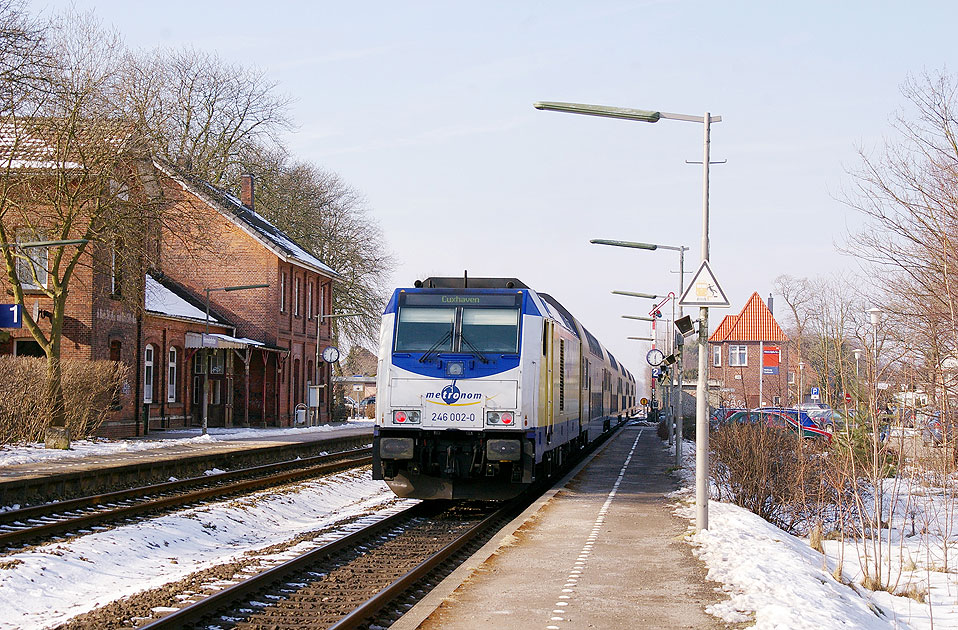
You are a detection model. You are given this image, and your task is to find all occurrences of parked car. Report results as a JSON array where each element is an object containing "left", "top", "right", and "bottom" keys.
[
  {"left": 360, "top": 395, "right": 376, "bottom": 419},
  {"left": 805, "top": 408, "right": 846, "bottom": 433},
  {"left": 795, "top": 402, "right": 831, "bottom": 412},
  {"left": 721, "top": 410, "right": 762, "bottom": 426},
  {"left": 920, "top": 412, "right": 958, "bottom": 446},
  {"left": 709, "top": 407, "right": 748, "bottom": 431},
  {"left": 755, "top": 407, "right": 833, "bottom": 443}
]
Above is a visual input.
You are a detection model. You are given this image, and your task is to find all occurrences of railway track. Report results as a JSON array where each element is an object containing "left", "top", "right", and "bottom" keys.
[
  {"left": 0, "top": 447, "right": 372, "bottom": 551},
  {"left": 137, "top": 498, "right": 527, "bottom": 630}
]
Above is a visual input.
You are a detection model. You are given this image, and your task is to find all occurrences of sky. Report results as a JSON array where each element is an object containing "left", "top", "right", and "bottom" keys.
[{"left": 30, "top": 0, "right": 958, "bottom": 378}]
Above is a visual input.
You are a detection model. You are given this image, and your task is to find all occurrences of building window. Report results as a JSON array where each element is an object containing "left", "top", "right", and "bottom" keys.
[
  {"left": 193, "top": 351, "right": 206, "bottom": 374},
  {"left": 280, "top": 271, "right": 287, "bottom": 312},
  {"left": 294, "top": 278, "right": 301, "bottom": 317},
  {"left": 16, "top": 230, "right": 48, "bottom": 290},
  {"left": 144, "top": 344, "right": 155, "bottom": 403},
  {"left": 14, "top": 339, "right": 44, "bottom": 357},
  {"left": 713, "top": 345, "right": 721, "bottom": 367},
  {"left": 110, "top": 242, "right": 122, "bottom": 296},
  {"left": 307, "top": 282, "right": 313, "bottom": 319},
  {"left": 210, "top": 349, "right": 224, "bottom": 374},
  {"left": 109, "top": 340, "right": 121, "bottom": 362},
  {"left": 167, "top": 347, "right": 177, "bottom": 403},
  {"left": 773, "top": 396, "right": 781, "bottom": 406},
  {"left": 788, "top": 371, "right": 796, "bottom": 385},
  {"left": 210, "top": 379, "right": 221, "bottom": 405},
  {"left": 729, "top": 345, "right": 748, "bottom": 367}
]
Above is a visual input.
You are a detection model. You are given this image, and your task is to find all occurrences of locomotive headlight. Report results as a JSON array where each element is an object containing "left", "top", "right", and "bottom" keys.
[
  {"left": 392, "top": 410, "right": 421, "bottom": 424},
  {"left": 486, "top": 411, "right": 515, "bottom": 426}
]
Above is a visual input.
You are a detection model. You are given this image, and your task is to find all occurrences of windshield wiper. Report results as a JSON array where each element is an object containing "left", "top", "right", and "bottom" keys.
[
  {"left": 459, "top": 332, "right": 490, "bottom": 364},
  {"left": 418, "top": 330, "right": 453, "bottom": 363}
]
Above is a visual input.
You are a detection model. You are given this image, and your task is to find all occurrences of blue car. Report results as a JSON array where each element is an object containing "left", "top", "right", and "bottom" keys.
[{"left": 754, "top": 407, "right": 833, "bottom": 443}]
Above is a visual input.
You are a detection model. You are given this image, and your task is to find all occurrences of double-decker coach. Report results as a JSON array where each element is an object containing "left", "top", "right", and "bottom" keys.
[{"left": 372, "top": 277, "right": 635, "bottom": 500}]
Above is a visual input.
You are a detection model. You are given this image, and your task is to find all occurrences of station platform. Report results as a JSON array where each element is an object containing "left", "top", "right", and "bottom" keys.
[
  {"left": 0, "top": 424, "right": 374, "bottom": 505},
  {"left": 393, "top": 422, "right": 723, "bottom": 630}
]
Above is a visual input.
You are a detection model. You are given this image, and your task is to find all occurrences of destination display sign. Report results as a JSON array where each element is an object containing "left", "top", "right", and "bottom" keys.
[{"left": 400, "top": 292, "right": 520, "bottom": 307}]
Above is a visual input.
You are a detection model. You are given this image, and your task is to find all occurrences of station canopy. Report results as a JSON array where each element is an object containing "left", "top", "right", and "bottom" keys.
[{"left": 185, "top": 332, "right": 264, "bottom": 350}]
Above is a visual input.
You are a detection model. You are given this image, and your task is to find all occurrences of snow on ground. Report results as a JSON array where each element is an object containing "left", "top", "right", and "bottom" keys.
[
  {"left": 0, "top": 438, "right": 402, "bottom": 629},
  {"left": 669, "top": 439, "right": 958, "bottom": 630},
  {"left": 0, "top": 420, "right": 397, "bottom": 630},
  {"left": 0, "top": 418, "right": 376, "bottom": 468}
]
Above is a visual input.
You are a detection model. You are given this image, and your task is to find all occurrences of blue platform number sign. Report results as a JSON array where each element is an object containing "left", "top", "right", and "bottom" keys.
[
  {"left": 0, "top": 304, "right": 21, "bottom": 328},
  {"left": 810, "top": 386, "right": 820, "bottom": 401}
]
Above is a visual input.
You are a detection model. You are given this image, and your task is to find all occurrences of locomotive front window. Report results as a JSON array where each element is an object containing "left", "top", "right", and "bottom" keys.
[
  {"left": 395, "top": 307, "right": 456, "bottom": 352},
  {"left": 460, "top": 307, "right": 519, "bottom": 353}
]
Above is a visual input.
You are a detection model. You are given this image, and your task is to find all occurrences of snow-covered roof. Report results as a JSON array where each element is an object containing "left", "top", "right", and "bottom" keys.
[
  {"left": 144, "top": 274, "right": 222, "bottom": 324},
  {"left": 0, "top": 119, "right": 131, "bottom": 170},
  {"left": 154, "top": 161, "right": 340, "bottom": 279}
]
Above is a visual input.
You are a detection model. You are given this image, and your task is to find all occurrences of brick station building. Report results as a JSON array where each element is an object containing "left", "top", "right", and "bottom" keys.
[
  {"left": 708, "top": 292, "right": 790, "bottom": 409},
  {"left": 1, "top": 153, "right": 340, "bottom": 437}
]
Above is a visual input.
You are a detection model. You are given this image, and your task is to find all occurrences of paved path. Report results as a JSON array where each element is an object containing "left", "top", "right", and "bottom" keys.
[{"left": 394, "top": 424, "right": 725, "bottom": 630}]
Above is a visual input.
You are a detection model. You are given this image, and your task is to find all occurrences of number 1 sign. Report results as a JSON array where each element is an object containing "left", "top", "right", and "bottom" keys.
[{"left": 0, "top": 304, "right": 21, "bottom": 328}]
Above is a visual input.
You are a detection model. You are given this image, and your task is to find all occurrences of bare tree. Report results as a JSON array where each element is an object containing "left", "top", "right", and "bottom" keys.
[
  {"left": 123, "top": 46, "right": 293, "bottom": 187},
  {"left": 239, "top": 150, "right": 394, "bottom": 348}
]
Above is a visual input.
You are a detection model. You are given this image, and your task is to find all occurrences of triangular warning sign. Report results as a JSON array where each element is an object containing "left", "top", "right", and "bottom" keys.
[{"left": 679, "top": 260, "right": 730, "bottom": 307}]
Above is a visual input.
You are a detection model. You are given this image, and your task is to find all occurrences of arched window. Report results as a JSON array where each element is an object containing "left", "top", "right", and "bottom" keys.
[
  {"left": 144, "top": 344, "right": 155, "bottom": 403},
  {"left": 167, "top": 346, "right": 177, "bottom": 403}
]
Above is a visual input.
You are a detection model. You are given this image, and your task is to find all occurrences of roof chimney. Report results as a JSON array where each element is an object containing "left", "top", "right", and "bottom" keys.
[
  {"left": 240, "top": 174, "right": 254, "bottom": 210},
  {"left": 768, "top": 293, "right": 774, "bottom": 315}
]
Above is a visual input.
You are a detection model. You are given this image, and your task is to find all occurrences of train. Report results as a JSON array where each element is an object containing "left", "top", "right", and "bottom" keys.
[{"left": 372, "top": 277, "right": 638, "bottom": 500}]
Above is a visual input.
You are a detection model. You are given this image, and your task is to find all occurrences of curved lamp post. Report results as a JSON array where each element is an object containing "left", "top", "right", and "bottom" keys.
[
  {"left": 537, "top": 100, "right": 720, "bottom": 531},
  {"left": 595, "top": 238, "right": 689, "bottom": 465}
]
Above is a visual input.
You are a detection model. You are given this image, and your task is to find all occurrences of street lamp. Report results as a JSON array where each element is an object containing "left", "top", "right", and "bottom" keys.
[
  {"left": 612, "top": 290, "right": 658, "bottom": 299},
  {"left": 867, "top": 307, "right": 882, "bottom": 407},
  {"left": 615, "top": 290, "right": 677, "bottom": 444},
  {"left": 537, "top": 99, "right": 720, "bottom": 531},
  {"left": 594, "top": 238, "right": 689, "bottom": 465},
  {"left": 202, "top": 283, "right": 269, "bottom": 435}
]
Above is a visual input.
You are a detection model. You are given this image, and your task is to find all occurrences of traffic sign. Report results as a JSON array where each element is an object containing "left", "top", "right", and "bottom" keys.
[
  {"left": 679, "top": 260, "right": 730, "bottom": 307},
  {"left": 844, "top": 392, "right": 852, "bottom": 403},
  {"left": 810, "top": 386, "right": 820, "bottom": 400},
  {"left": 0, "top": 304, "right": 21, "bottom": 328}
]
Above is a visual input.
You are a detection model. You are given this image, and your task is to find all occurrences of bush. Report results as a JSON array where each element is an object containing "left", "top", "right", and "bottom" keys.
[
  {"left": 0, "top": 356, "right": 128, "bottom": 444},
  {"left": 832, "top": 423, "right": 898, "bottom": 477},
  {"left": 657, "top": 416, "right": 696, "bottom": 441},
  {"left": 710, "top": 423, "right": 828, "bottom": 534}
]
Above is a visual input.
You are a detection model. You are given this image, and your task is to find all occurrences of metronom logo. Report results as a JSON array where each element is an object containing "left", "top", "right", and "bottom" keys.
[{"left": 424, "top": 382, "right": 483, "bottom": 405}]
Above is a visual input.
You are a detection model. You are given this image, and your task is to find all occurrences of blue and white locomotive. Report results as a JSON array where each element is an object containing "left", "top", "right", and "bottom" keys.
[{"left": 373, "top": 277, "right": 637, "bottom": 500}]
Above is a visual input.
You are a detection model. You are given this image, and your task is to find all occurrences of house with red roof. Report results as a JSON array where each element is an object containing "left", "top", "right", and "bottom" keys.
[{"left": 708, "top": 292, "right": 790, "bottom": 408}]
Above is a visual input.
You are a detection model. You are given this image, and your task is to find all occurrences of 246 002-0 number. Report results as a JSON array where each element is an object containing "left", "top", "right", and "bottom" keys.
[{"left": 431, "top": 412, "right": 475, "bottom": 422}]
